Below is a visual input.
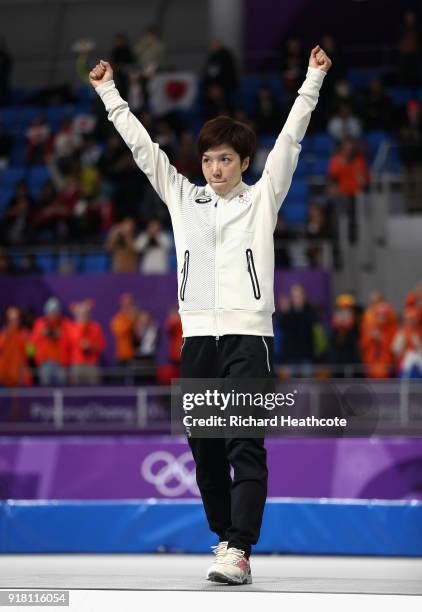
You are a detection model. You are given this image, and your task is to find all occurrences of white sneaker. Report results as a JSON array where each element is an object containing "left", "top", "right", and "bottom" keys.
[
  {"left": 207, "top": 546, "right": 252, "bottom": 585},
  {"left": 205, "top": 541, "right": 228, "bottom": 581}
]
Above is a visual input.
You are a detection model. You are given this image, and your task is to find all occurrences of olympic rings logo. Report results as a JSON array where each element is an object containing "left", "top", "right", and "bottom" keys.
[{"left": 140, "top": 450, "right": 200, "bottom": 497}]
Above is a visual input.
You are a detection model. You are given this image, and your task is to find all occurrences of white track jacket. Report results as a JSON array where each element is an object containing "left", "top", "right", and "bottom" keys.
[{"left": 96, "top": 66, "right": 326, "bottom": 338}]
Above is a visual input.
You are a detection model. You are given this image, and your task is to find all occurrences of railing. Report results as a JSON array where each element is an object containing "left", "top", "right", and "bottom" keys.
[{"left": 1, "top": 378, "right": 421, "bottom": 436}]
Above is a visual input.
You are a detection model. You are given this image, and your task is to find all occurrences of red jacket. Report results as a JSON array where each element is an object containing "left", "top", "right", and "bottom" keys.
[
  {"left": 31, "top": 316, "right": 73, "bottom": 366},
  {"left": 68, "top": 320, "right": 106, "bottom": 365}
]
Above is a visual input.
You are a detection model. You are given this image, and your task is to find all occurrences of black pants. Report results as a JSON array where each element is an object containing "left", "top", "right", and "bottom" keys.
[{"left": 180, "top": 334, "right": 274, "bottom": 556}]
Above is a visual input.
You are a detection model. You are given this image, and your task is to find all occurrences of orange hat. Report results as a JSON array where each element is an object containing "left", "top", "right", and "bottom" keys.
[{"left": 336, "top": 294, "right": 355, "bottom": 307}]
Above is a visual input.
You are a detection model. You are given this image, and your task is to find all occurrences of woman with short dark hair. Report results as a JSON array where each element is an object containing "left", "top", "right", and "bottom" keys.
[{"left": 90, "top": 44, "right": 332, "bottom": 585}]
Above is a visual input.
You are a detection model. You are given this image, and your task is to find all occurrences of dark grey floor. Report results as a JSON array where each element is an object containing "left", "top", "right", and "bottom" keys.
[{"left": 0, "top": 554, "right": 421, "bottom": 595}]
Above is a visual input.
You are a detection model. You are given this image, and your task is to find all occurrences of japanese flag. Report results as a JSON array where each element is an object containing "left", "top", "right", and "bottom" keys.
[{"left": 149, "top": 72, "right": 198, "bottom": 116}]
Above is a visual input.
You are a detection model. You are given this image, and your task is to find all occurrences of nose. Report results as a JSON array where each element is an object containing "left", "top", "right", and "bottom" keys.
[{"left": 211, "top": 161, "right": 221, "bottom": 176}]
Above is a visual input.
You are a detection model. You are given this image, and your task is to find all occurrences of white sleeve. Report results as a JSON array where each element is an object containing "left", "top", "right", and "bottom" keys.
[
  {"left": 95, "top": 80, "right": 197, "bottom": 211},
  {"left": 260, "top": 66, "right": 326, "bottom": 211}
]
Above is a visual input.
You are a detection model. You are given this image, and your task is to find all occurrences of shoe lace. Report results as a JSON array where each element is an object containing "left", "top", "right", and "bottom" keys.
[
  {"left": 223, "top": 547, "right": 246, "bottom": 564},
  {"left": 211, "top": 541, "right": 228, "bottom": 559}
]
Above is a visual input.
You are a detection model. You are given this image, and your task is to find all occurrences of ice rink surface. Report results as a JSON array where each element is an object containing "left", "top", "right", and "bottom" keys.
[{"left": 0, "top": 553, "right": 421, "bottom": 595}]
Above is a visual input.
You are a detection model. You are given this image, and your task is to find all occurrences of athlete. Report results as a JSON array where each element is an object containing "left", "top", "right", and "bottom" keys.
[{"left": 90, "top": 44, "right": 332, "bottom": 585}]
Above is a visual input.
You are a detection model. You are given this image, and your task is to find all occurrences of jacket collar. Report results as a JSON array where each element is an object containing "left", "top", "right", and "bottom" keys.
[{"left": 205, "top": 180, "right": 247, "bottom": 201}]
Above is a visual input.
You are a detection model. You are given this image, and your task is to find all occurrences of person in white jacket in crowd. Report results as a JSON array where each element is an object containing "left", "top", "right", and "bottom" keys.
[{"left": 90, "top": 44, "right": 332, "bottom": 585}]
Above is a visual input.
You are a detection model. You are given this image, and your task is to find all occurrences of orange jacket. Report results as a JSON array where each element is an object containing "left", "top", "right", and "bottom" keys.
[
  {"left": 111, "top": 311, "right": 136, "bottom": 361},
  {"left": 360, "top": 302, "right": 398, "bottom": 378},
  {"left": 69, "top": 320, "right": 106, "bottom": 365},
  {"left": 329, "top": 152, "right": 370, "bottom": 196},
  {"left": 0, "top": 328, "right": 32, "bottom": 386}
]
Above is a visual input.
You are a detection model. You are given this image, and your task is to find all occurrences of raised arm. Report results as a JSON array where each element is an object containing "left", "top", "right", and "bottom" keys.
[
  {"left": 89, "top": 60, "right": 196, "bottom": 211},
  {"left": 261, "top": 45, "right": 332, "bottom": 209}
]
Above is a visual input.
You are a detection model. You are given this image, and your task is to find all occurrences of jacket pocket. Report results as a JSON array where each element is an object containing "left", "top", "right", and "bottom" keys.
[
  {"left": 179, "top": 250, "right": 190, "bottom": 301},
  {"left": 246, "top": 249, "right": 261, "bottom": 300}
]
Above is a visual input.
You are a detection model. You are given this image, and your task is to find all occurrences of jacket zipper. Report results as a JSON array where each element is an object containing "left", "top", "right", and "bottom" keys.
[
  {"left": 246, "top": 249, "right": 261, "bottom": 299},
  {"left": 180, "top": 250, "right": 190, "bottom": 301},
  {"left": 214, "top": 197, "right": 221, "bottom": 336}
]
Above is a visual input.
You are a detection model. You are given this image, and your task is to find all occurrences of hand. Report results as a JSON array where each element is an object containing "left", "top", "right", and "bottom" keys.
[
  {"left": 89, "top": 59, "right": 113, "bottom": 88},
  {"left": 308, "top": 45, "right": 332, "bottom": 73}
]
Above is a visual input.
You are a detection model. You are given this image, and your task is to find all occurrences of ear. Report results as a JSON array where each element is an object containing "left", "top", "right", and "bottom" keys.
[{"left": 241, "top": 156, "right": 250, "bottom": 173}]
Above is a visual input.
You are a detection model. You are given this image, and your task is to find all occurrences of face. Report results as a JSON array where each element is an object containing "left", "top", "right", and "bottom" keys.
[{"left": 202, "top": 145, "right": 249, "bottom": 196}]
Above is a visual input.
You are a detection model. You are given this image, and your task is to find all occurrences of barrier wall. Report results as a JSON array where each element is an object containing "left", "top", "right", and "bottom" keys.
[{"left": 1, "top": 436, "right": 422, "bottom": 555}]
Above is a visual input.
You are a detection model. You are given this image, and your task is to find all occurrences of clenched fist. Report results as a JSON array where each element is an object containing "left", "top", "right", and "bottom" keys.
[
  {"left": 308, "top": 45, "right": 332, "bottom": 73},
  {"left": 89, "top": 59, "right": 113, "bottom": 88}
]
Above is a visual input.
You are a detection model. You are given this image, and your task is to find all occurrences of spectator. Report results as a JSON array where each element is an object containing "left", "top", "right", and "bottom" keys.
[
  {"left": 110, "top": 293, "right": 138, "bottom": 376},
  {"left": 0, "top": 35, "right": 12, "bottom": 106},
  {"left": 133, "top": 309, "right": 159, "bottom": 381},
  {"left": 18, "top": 254, "right": 42, "bottom": 275},
  {"left": 279, "top": 36, "right": 308, "bottom": 105},
  {"left": 328, "top": 137, "right": 370, "bottom": 243},
  {"left": 0, "top": 251, "right": 14, "bottom": 274},
  {"left": 273, "top": 216, "right": 293, "bottom": 269},
  {"left": 361, "top": 78, "right": 394, "bottom": 132},
  {"left": 327, "top": 103, "right": 362, "bottom": 142},
  {"left": 0, "top": 124, "right": 11, "bottom": 169},
  {"left": 31, "top": 297, "right": 72, "bottom": 385},
  {"left": 392, "top": 305, "right": 422, "bottom": 378},
  {"left": 134, "top": 219, "right": 173, "bottom": 273},
  {"left": 329, "top": 294, "right": 361, "bottom": 376},
  {"left": 304, "top": 204, "right": 331, "bottom": 267},
  {"left": 49, "top": 119, "right": 81, "bottom": 175},
  {"left": 276, "top": 284, "right": 317, "bottom": 376},
  {"left": 1, "top": 180, "right": 34, "bottom": 245},
  {"left": 110, "top": 33, "right": 135, "bottom": 99},
  {"left": 396, "top": 9, "right": 421, "bottom": 89},
  {"left": 0, "top": 306, "right": 32, "bottom": 387},
  {"left": 175, "top": 131, "right": 202, "bottom": 182},
  {"left": 253, "top": 86, "right": 281, "bottom": 135},
  {"left": 105, "top": 217, "right": 138, "bottom": 272},
  {"left": 204, "top": 83, "right": 234, "bottom": 121},
  {"left": 360, "top": 291, "right": 398, "bottom": 378},
  {"left": 25, "top": 116, "right": 51, "bottom": 165},
  {"left": 36, "top": 170, "right": 81, "bottom": 242},
  {"left": 134, "top": 25, "right": 166, "bottom": 106},
  {"left": 397, "top": 99, "right": 422, "bottom": 212},
  {"left": 203, "top": 39, "right": 238, "bottom": 93},
  {"left": 69, "top": 299, "right": 106, "bottom": 385},
  {"left": 164, "top": 307, "right": 183, "bottom": 366}
]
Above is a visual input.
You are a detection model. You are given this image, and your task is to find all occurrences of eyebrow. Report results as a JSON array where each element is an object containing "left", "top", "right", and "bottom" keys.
[{"left": 202, "top": 152, "right": 233, "bottom": 158}]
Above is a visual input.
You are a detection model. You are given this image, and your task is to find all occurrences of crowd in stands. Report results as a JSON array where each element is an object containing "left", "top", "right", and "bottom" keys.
[
  {"left": 0, "top": 10, "right": 421, "bottom": 274},
  {"left": 1, "top": 282, "right": 422, "bottom": 388}
]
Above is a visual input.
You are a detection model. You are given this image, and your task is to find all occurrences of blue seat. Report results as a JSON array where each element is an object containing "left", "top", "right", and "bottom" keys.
[
  {"left": 0, "top": 167, "right": 26, "bottom": 186},
  {"left": 35, "top": 254, "right": 56, "bottom": 273},
  {"left": 281, "top": 201, "right": 308, "bottom": 224},
  {"left": 28, "top": 165, "right": 50, "bottom": 184},
  {"left": 0, "top": 107, "right": 20, "bottom": 130},
  {"left": 288, "top": 179, "right": 309, "bottom": 200},
  {"left": 45, "top": 106, "right": 72, "bottom": 130},
  {"left": 309, "top": 156, "right": 330, "bottom": 176},
  {"left": 388, "top": 87, "right": 413, "bottom": 107},
  {"left": 310, "top": 133, "right": 334, "bottom": 155},
  {"left": 83, "top": 253, "right": 109, "bottom": 273},
  {"left": 366, "top": 130, "right": 390, "bottom": 150},
  {"left": 169, "top": 250, "right": 177, "bottom": 272},
  {"left": 0, "top": 187, "right": 13, "bottom": 213},
  {"left": 9, "top": 142, "right": 26, "bottom": 165},
  {"left": 18, "top": 107, "right": 44, "bottom": 128}
]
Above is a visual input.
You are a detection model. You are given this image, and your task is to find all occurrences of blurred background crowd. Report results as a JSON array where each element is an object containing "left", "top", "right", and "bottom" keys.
[
  {"left": 2, "top": 280, "right": 422, "bottom": 387},
  {"left": 0, "top": 3, "right": 422, "bottom": 385}
]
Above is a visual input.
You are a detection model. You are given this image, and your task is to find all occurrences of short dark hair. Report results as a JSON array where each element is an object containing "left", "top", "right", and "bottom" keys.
[{"left": 198, "top": 116, "right": 256, "bottom": 162}]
